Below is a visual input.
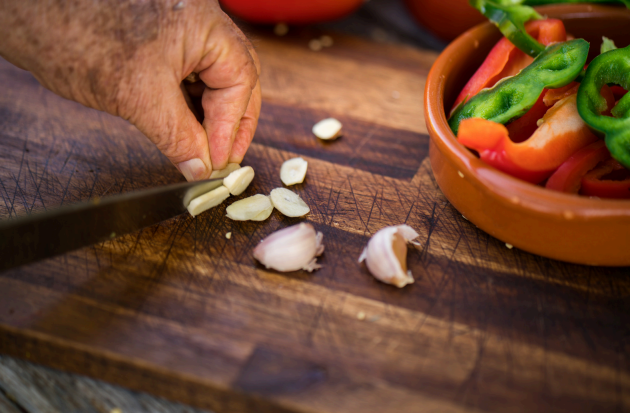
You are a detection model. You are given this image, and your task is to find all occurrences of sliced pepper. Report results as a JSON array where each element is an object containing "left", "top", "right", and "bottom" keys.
[
  {"left": 458, "top": 94, "right": 599, "bottom": 183},
  {"left": 505, "top": 91, "right": 548, "bottom": 143},
  {"left": 581, "top": 158, "right": 630, "bottom": 199},
  {"left": 457, "top": 118, "right": 553, "bottom": 183},
  {"left": 449, "top": 39, "right": 589, "bottom": 135},
  {"left": 469, "top": 0, "right": 544, "bottom": 57},
  {"left": 576, "top": 44, "right": 630, "bottom": 169},
  {"left": 545, "top": 140, "right": 610, "bottom": 194},
  {"left": 451, "top": 18, "right": 566, "bottom": 112}
]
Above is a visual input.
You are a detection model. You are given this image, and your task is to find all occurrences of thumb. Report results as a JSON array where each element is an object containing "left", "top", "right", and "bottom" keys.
[{"left": 130, "top": 79, "right": 211, "bottom": 182}]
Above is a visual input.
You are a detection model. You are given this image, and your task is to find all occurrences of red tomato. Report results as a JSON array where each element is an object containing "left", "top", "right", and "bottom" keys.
[{"left": 219, "top": 0, "right": 365, "bottom": 24}]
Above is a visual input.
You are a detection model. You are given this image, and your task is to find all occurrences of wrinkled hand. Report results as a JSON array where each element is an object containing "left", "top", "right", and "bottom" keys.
[{"left": 0, "top": 0, "right": 261, "bottom": 181}]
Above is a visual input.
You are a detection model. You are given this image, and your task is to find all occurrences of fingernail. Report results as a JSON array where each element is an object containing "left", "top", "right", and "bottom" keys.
[{"left": 178, "top": 158, "right": 207, "bottom": 182}]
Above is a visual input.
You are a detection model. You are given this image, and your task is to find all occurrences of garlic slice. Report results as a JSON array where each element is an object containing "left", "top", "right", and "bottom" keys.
[
  {"left": 270, "top": 188, "right": 310, "bottom": 217},
  {"left": 187, "top": 186, "right": 230, "bottom": 217},
  {"left": 312, "top": 118, "right": 342, "bottom": 140},
  {"left": 223, "top": 166, "right": 255, "bottom": 195},
  {"left": 253, "top": 223, "right": 324, "bottom": 272},
  {"left": 209, "top": 163, "right": 241, "bottom": 179},
  {"left": 280, "top": 157, "right": 308, "bottom": 186},
  {"left": 226, "top": 194, "right": 273, "bottom": 221},
  {"left": 358, "top": 225, "right": 419, "bottom": 288}
]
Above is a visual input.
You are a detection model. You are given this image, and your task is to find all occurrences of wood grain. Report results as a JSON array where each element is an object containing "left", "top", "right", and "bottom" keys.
[{"left": 1, "top": 27, "right": 629, "bottom": 413}]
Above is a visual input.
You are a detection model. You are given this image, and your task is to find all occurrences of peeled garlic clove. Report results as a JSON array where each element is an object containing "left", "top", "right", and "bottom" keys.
[
  {"left": 270, "top": 188, "right": 310, "bottom": 217},
  {"left": 209, "top": 163, "right": 241, "bottom": 179},
  {"left": 312, "top": 118, "right": 342, "bottom": 140},
  {"left": 253, "top": 223, "right": 324, "bottom": 272},
  {"left": 226, "top": 194, "right": 273, "bottom": 221},
  {"left": 280, "top": 157, "right": 308, "bottom": 186},
  {"left": 223, "top": 166, "right": 255, "bottom": 195},
  {"left": 187, "top": 186, "right": 231, "bottom": 217},
  {"left": 358, "top": 224, "right": 419, "bottom": 288}
]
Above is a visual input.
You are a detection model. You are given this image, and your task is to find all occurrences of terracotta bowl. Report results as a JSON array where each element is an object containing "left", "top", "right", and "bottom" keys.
[{"left": 424, "top": 4, "right": 630, "bottom": 266}]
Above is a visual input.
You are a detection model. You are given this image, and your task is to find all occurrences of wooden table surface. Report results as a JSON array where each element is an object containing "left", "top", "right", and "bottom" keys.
[{"left": 1, "top": 21, "right": 629, "bottom": 413}]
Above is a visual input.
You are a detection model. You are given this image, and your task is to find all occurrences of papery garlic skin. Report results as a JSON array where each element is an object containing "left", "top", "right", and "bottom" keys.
[
  {"left": 187, "top": 186, "right": 231, "bottom": 217},
  {"left": 223, "top": 166, "right": 255, "bottom": 196},
  {"left": 358, "top": 225, "right": 419, "bottom": 288},
  {"left": 226, "top": 194, "right": 273, "bottom": 221},
  {"left": 280, "top": 157, "right": 308, "bottom": 186},
  {"left": 253, "top": 223, "right": 324, "bottom": 272},
  {"left": 209, "top": 163, "right": 241, "bottom": 179}
]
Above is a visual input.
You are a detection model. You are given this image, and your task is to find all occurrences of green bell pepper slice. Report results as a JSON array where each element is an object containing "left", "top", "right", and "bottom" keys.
[
  {"left": 577, "top": 45, "right": 630, "bottom": 169},
  {"left": 449, "top": 39, "right": 589, "bottom": 135},
  {"left": 470, "top": 0, "right": 545, "bottom": 57}
]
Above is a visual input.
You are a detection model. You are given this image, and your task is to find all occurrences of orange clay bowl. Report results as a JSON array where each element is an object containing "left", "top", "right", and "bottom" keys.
[{"left": 425, "top": 4, "right": 630, "bottom": 266}]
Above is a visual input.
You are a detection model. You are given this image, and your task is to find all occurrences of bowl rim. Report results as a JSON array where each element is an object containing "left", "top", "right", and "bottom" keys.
[{"left": 424, "top": 4, "right": 630, "bottom": 219}]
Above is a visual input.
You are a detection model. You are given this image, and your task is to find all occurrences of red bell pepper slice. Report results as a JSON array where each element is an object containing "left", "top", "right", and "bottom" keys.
[
  {"left": 457, "top": 118, "right": 554, "bottom": 183},
  {"left": 505, "top": 91, "right": 548, "bottom": 143},
  {"left": 545, "top": 140, "right": 610, "bottom": 194},
  {"left": 457, "top": 94, "right": 599, "bottom": 183},
  {"left": 451, "top": 18, "right": 566, "bottom": 114},
  {"left": 581, "top": 158, "right": 630, "bottom": 199}
]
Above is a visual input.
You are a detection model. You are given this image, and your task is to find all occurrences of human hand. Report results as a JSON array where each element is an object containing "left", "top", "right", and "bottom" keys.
[{"left": 0, "top": 0, "right": 261, "bottom": 181}]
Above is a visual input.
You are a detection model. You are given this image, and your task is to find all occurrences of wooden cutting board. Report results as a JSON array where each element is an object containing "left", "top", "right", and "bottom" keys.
[{"left": 1, "top": 26, "right": 629, "bottom": 413}]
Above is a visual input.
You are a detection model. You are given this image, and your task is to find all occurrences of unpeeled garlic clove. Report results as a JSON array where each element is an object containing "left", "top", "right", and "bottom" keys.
[
  {"left": 223, "top": 166, "right": 255, "bottom": 195},
  {"left": 312, "top": 118, "right": 342, "bottom": 140},
  {"left": 270, "top": 188, "right": 310, "bottom": 217},
  {"left": 280, "top": 157, "right": 308, "bottom": 186},
  {"left": 187, "top": 186, "right": 231, "bottom": 217},
  {"left": 226, "top": 194, "right": 273, "bottom": 221},
  {"left": 358, "top": 225, "right": 419, "bottom": 288},
  {"left": 253, "top": 223, "right": 324, "bottom": 272},
  {"left": 209, "top": 163, "right": 241, "bottom": 179}
]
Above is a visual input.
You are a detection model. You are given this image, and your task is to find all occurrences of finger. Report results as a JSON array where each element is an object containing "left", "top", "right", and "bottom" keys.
[
  {"left": 229, "top": 78, "right": 261, "bottom": 163},
  {"left": 197, "top": 21, "right": 258, "bottom": 170},
  {"left": 132, "top": 79, "right": 211, "bottom": 182}
]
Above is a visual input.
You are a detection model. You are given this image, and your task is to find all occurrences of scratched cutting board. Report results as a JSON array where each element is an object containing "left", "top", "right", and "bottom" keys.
[{"left": 1, "top": 27, "right": 629, "bottom": 413}]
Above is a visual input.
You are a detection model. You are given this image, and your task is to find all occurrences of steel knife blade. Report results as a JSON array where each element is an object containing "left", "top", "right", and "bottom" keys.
[{"left": 0, "top": 178, "right": 223, "bottom": 272}]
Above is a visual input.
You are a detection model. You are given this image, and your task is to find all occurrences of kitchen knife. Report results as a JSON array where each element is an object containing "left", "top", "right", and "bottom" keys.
[{"left": 0, "top": 178, "right": 223, "bottom": 272}]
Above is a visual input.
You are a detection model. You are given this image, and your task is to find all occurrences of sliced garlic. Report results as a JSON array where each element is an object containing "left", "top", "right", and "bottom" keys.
[
  {"left": 226, "top": 194, "right": 273, "bottom": 221},
  {"left": 187, "top": 186, "right": 230, "bottom": 217},
  {"left": 312, "top": 118, "right": 342, "bottom": 140},
  {"left": 223, "top": 166, "right": 255, "bottom": 195},
  {"left": 253, "top": 223, "right": 324, "bottom": 272},
  {"left": 270, "top": 188, "right": 310, "bottom": 217},
  {"left": 209, "top": 163, "right": 241, "bottom": 179},
  {"left": 280, "top": 157, "right": 308, "bottom": 186},
  {"left": 358, "top": 224, "right": 419, "bottom": 288}
]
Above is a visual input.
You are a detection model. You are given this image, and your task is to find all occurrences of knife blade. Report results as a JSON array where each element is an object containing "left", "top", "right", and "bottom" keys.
[{"left": 0, "top": 178, "right": 223, "bottom": 272}]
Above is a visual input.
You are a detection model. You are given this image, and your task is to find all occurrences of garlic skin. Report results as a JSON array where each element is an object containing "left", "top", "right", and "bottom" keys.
[
  {"left": 280, "top": 157, "right": 308, "bottom": 186},
  {"left": 253, "top": 223, "right": 324, "bottom": 272},
  {"left": 358, "top": 225, "right": 419, "bottom": 288},
  {"left": 209, "top": 163, "right": 241, "bottom": 179},
  {"left": 312, "top": 118, "right": 342, "bottom": 140}
]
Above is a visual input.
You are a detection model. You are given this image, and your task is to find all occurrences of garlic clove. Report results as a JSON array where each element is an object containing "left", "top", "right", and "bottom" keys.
[
  {"left": 269, "top": 188, "right": 310, "bottom": 217},
  {"left": 223, "top": 166, "right": 255, "bottom": 195},
  {"left": 187, "top": 186, "right": 231, "bottom": 217},
  {"left": 209, "top": 163, "right": 241, "bottom": 179},
  {"left": 253, "top": 223, "right": 324, "bottom": 272},
  {"left": 312, "top": 118, "right": 342, "bottom": 140},
  {"left": 280, "top": 157, "right": 308, "bottom": 186},
  {"left": 358, "top": 224, "right": 420, "bottom": 288},
  {"left": 226, "top": 194, "right": 273, "bottom": 221}
]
